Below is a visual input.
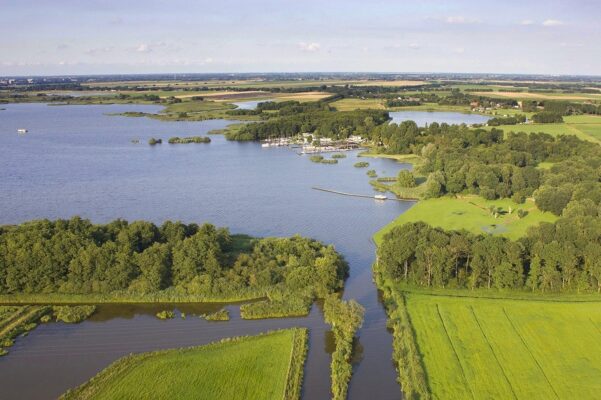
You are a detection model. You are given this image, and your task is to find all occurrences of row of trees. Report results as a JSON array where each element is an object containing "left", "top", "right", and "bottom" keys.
[
  {"left": 226, "top": 110, "right": 389, "bottom": 141},
  {"left": 323, "top": 295, "right": 365, "bottom": 400},
  {"left": 0, "top": 218, "right": 348, "bottom": 298},
  {"left": 378, "top": 219, "right": 601, "bottom": 292}
]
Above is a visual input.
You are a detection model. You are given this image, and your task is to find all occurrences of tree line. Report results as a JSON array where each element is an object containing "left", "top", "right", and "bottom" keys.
[
  {"left": 226, "top": 110, "right": 389, "bottom": 141},
  {"left": 0, "top": 218, "right": 347, "bottom": 298},
  {"left": 378, "top": 218, "right": 601, "bottom": 293}
]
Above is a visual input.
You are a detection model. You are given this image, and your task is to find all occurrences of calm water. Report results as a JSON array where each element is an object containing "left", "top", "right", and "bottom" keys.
[
  {"left": 0, "top": 103, "right": 414, "bottom": 399},
  {"left": 390, "top": 110, "right": 490, "bottom": 126},
  {"left": 231, "top": 99, "right": 274, "bottom": 110}
]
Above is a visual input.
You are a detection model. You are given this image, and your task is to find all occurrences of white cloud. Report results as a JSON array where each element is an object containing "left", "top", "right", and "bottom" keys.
[
  {"left": 298, "top": 42, "right": 320, "bottom": 52},
  {"left": 543, "top": 19, "right": 564, "bottom": 27},
  {"left": 135, "top": 42, "right": 177, "bottom": 53},
  {"left": 409, "top": 43, "right": 420, "bottom": 50},
  {"left": 520, "top": 19, "right": 534, "bottom": 25},
  {"left": 453, "top": 47, "right": 465, "bottom": 54},
  {"left": 559, "top": 42, "right": 584, "bottom": 48},
  {"left": 85, "top": 46, "right": 114, "bottom": 55},
  {"left": 136, "top": 43, "right": 151, "bottom": 53},
  {"left": 445, "top": 16, "right": 480, "bottom": 24}
]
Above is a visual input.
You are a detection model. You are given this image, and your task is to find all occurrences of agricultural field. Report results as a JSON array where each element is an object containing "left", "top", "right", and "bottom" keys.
[
  {"left": 331, "top": 98, "right": 386, "bottom": 111},
  {"left": 84, "top": 79, "right": 427, "bottom": 90},
  {"left": 404, "top": 291, "right": 601, "bottom": 399},
  {"left": 487, "top": 114, "right": 601, "bottom": 144},
  {"left": 470, "top": 90, "right": 601, "bottom": 101},
  {"left": 374, "top": 195, "right": 557, "bottom": 244},
  {"left": 61, "top": 328, "right": 308, "bottom": 400}
]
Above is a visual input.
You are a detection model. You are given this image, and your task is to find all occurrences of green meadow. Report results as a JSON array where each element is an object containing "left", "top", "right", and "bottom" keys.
[
  {"left": 61, "top": 328, "right": 308, "bottom": 400},
  {"left": 488, "top": 114, "right": 601, "bottom": 143},
  {"left": 405, "top": 292, "right": 601, "bottom": 399},
  {"left": 374, "top": 195, "right": 557, "bottom": 244}
]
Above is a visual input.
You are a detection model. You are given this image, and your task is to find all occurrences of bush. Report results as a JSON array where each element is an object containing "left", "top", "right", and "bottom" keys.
[
  {"left": 168, "top": 136, "right": 211, "bottom": 144},
  {"left": 240, "top": 295, "right": 312, "bottom": 319},
  {"left": 366, "top": 170, "right": 377, "bottom": 178},
  {"left": 53, "top": 305, "right": 96, "bottom": 323},
  {"left": 203, "top": 309, "right": 229, "bottom": 321},
  {"left": 148, "top": 138, "right": 162, "bottom": 145},
  {"left": 331, "top": 153, "right": 347, "bottom": 159},
  {"left": 354, "top": 161, "right": 369, "bottom": 168},
  {"left": 156, "top": 310, "right": 175, "bottom": 320},
  {"left": 310, "top": 155, "right": 324, "bottom": 163},
  {"left": 397, "top": 170, "right": 416, "bottom": 188}
]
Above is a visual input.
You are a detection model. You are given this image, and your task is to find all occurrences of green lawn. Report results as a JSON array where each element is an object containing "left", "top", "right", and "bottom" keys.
[
  {"left": 405, "top": 292, "right": 601, "bottom": 399},
  {"left": 374, "top": 196, "right": 557, "bottom": 244},
  {"left": 62, "top": 328, "right": 308, "bottom": 400}
]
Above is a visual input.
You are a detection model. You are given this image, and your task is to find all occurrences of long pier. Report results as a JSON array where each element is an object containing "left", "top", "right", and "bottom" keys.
[{"left": 311, "top": 187, "right": 416, "bottom": 202}]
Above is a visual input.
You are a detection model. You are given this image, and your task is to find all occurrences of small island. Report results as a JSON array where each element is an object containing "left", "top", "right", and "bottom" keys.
[{"left": 168, "top": 136, "right": 211, "bottom": 144}]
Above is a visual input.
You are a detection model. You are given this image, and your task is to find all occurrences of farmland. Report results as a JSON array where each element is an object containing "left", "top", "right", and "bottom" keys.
[
  {"left": 374, "top": 195, "right": 557, "bottom": 244},
  {"left": 61, "top": 328, "right": 308, "bottom": 400},
  {"left": 403, "top": 291, "right": 601, "bottom": 399},
  {"left": 486, "top": 114, "right": 601, "bottom": 144}
]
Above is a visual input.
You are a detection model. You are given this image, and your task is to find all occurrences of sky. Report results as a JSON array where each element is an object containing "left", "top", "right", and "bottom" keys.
[{"left": 1, "top": 0, "right": 599, "bottom": 76}]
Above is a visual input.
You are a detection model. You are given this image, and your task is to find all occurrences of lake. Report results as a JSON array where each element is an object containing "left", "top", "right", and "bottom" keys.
[
  {"left": 231, "top": 99, "right": 274, "bottom": 110},
  {"left": 390, "top": 110, "right": 490, "bottom": 126},
  {"left": 0, "top": 103, "right": 413, "bottom": 399}
]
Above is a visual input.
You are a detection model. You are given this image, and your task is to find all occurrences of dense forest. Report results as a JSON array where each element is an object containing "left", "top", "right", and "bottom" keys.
[
  {"left": 226, "top": 109, "right": 389, "bottom": 141},
  {"left": 376, "top": 113, "right": 601, "bottom": 293},
  {"left": 0, "top": 218, "right": 347, "bottom": 298},
  {"left": 371, "top": 121, "right": 601, "bottom": 216},
  {"left": 377, "top": 217, "right": 601, "bottom": 292}
]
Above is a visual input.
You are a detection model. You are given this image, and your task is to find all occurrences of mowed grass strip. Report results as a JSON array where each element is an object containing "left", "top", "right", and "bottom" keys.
[
  {"left": 62, "top": 328, "right": 307, "bottom": 400},
  {"left": 405, "top": 293, "right": 601, "bottom": 400}
]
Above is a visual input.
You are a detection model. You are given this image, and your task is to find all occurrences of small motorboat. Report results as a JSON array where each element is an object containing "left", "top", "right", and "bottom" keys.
[
  {"left": 17, "top": 128, "right": 28, "bottom": 134},
  {"left": 374, "top": 194, "right": 387, "bottom": 201}
]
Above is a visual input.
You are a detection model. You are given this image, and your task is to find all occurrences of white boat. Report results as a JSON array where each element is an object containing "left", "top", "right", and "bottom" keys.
[
  {"left": 374, "top": 194, "right": 387, "bottom": 200},
  {"left": 261, "top": 143, "right": 270, "bottom": 148},
  {"left": 17, "top": 128, "right": 28, "bottom": 134}
]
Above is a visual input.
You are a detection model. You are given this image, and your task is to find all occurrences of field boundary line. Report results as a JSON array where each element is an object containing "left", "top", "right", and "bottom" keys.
[
  {"left": 589, "top": 318, "right": 601, "bottom": 338},
  {"left": 435, "top": 304, "right": 475, "bottom": 400},
  {"left": 469, "top": 306, "right": 517, "bottom": 400},
  {"left": 502, "top": 308, "right": 559, "bottom": 399}
]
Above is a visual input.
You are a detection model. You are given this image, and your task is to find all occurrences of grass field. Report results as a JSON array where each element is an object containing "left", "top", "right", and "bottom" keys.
[
  {"left": 471, "top": 90, "right": 601, "bottom": 101},
  {"left": 374, "top": 196, "right": 557, "bottom": 244},
  {"left": 331, "top": 98, "right": 386, "bottom": 111},
  {"left": 487, "top": 115, "right": 601, "bottom": 143},
  {"left": 84, "top": 79, "right": 427, "bottom": 90},
  {"left": 62, "top": 328, "right": 308, "bottom": 400},
  {"left": 404, "top": 291, "right": 601, "bottom": 399}
]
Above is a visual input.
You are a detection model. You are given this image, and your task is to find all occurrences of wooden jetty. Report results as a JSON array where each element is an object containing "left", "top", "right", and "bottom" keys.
[{"left": 311, "top": 187, "right": 417, "bottom": 202}]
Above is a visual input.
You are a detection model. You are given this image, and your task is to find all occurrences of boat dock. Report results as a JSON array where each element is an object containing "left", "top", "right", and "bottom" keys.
[{"left": 311, "top": 187, "right": 416, "bottom": 202}]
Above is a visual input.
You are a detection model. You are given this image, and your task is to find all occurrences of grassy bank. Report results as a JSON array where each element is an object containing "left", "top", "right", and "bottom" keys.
[
  {"left": 61, "top": 328, "right": 308, "bottom": 400},
  {"left": 374, "top": 195, "right": 557, "bottom": 244},
  {"left": 0, "top": 291, "right": 265, "bottom": 305}
]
